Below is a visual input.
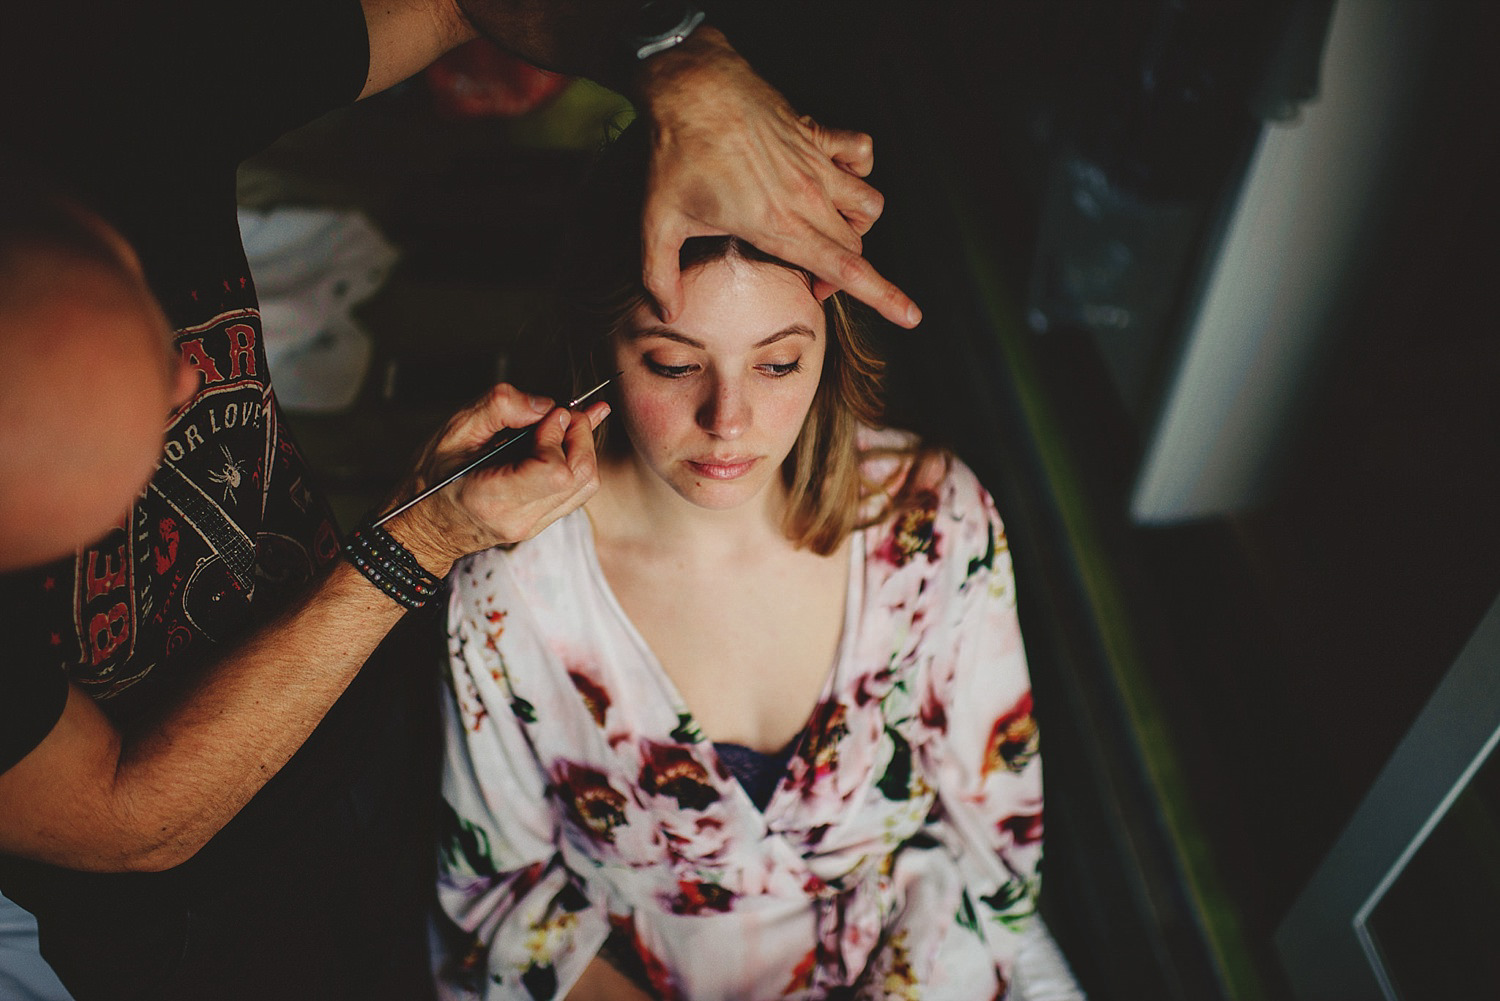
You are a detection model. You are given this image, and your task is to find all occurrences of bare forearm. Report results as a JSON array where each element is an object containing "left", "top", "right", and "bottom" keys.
[
  {"left": 0, "top": 560, "right": 410, "bottom": 872},
  {"left": 0, "top": 389, "right": 602, "bottom": 872},
  {"left": 103, "top": 561, "right": 407, "bottom": 870}
]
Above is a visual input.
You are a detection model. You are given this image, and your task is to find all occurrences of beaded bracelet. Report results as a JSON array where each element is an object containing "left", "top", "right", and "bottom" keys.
[{"left": 342, "top": 522, "right": 443, "bottom": 611}]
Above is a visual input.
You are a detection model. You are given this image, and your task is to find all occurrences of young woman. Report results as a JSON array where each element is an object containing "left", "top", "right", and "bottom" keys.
[{"left": 433, "top": 128, "right": 1077, "bottom": 1001}]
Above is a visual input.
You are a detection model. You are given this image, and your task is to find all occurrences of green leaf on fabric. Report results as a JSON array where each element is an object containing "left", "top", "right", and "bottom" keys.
[
  {"left": 438, "top": 799, "right": 497, "bottom": 877},
  {"left": 512, "top": 696, "right": 538, "bottom": 723},
  {"left": 877, "top": 726, "right": 913, "bottom": 800},
  {"left": 671, "top": 712, "right": 703, "bottom": 743},
  {"left": 980, "top": 877, "right": 1039, "bottom": 927},
  {"left": 956, "top": 892, "right": 980, "bottom": 934},
  {"left": 967, "top": 521, "right": 997, "bottom": 579}
]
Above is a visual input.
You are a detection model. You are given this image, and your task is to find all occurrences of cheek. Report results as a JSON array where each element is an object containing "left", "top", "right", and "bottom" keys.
[
  {"left": 618, "top": 384, "right": 685, "bottom": 446},
  {"left": 768, "top": 391, "right": 817, "bottom": 441}
]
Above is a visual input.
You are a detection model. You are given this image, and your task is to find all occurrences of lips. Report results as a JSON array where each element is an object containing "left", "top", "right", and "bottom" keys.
[{"left": 686, "top": 456, "right": 758, "bottom": 480}]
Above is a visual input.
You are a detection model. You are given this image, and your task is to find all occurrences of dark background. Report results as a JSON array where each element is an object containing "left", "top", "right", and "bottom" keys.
[{"left": 246, "top": 3, "right": 1500, "bottom": 998}]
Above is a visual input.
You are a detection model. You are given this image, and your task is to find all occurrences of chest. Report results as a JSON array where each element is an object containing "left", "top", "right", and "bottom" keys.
[{"left": 597, "top": 540, "right": 853, "bottom": 752}]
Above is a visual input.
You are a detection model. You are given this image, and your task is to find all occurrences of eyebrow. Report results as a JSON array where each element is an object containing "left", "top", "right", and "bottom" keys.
[{"left": 628, "top": 323, "right": 818, "bottom": 349}]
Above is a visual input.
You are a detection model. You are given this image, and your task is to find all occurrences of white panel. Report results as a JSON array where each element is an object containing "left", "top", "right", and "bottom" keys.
[{"left": 1130, "top": 0, "right": 1427, "bottom": 523}]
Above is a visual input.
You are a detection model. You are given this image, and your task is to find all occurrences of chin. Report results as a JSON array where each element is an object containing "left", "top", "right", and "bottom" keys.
[
  {"left": 673, "top": 481, "right": 761, "bottom": 511},
  {"left": 669, "top": 467, "right": 779, "bottom": 511}
]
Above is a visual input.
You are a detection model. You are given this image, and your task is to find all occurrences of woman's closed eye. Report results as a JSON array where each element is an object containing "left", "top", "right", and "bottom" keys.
[
  {"left": 758, "top": 359, "right": 803, "bottom": 378},
  {"left": 644, "top": 357, "right": 698, "bottom": 378},
  {"left": 643, "top": 356, "right": 803, "bottom": 379}
]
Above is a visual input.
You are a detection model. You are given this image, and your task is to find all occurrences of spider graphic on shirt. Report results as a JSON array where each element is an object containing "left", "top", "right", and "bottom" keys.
[{"left": 206, "top": 445, "right": 249, "bottom": 503}]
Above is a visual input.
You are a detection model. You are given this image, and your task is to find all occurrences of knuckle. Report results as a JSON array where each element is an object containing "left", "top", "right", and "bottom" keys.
[
  {"left": 789, "top": 171, "right": 822, "bottom": 204},
  {"left": 482, "top": 383, "right": 513, "bottom": 408},
  {"left": 837, "top": 252, "right": 869, "bottom": 286},
  {"left": 759, "top": 203, "right": 796, "bottom": 242}
]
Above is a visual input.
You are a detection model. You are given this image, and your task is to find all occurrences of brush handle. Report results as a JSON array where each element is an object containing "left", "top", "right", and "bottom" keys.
[{"left": 371, "top": 375, "right": 615, "bottom": 529}]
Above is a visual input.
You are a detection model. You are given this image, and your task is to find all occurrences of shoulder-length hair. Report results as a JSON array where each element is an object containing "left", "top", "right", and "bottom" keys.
[{"left": 515, "top": 124, "right": 937, "bottom": 556}]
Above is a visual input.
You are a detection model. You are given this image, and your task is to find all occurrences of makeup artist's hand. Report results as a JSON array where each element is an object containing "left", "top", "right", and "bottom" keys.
[
  {"left": 637, "top": 27, "right": 921, "bottom": 330},
  {"left": 385, "top": 383, "right": 608, "bottom": 574}
]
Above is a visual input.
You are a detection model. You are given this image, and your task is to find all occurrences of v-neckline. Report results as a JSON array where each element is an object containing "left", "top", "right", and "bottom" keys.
[{"left": 571, "top": 512, "right": 865, "bottom": 818}]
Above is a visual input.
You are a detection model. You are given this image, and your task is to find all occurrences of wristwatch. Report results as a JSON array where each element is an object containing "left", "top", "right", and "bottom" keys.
[{"left": 623, "top": 1, "right": 707, "bottom": 61}]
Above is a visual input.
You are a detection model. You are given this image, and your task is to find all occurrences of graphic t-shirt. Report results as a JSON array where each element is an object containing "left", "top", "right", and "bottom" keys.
[
  {"left": 0, "top": 0, "right": 395, "bottom": 974},
  {"left": 0, "top": 0, "right": 365, "bottom": 752}
]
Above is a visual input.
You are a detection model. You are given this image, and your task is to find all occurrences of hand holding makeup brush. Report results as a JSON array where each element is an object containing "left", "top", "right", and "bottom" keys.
[{"left": 381, "top": 382, "right": 611, "bottom": 576}]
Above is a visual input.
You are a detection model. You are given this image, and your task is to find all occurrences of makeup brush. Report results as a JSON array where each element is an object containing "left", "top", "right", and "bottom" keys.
[{"left": 373, "top": 374, "right": 617, "bottom": 528}]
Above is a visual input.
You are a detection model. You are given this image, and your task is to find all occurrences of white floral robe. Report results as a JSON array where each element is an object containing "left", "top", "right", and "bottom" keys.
[{"left": 436, "top": 442, "right": 1044, "bottom": 1000}]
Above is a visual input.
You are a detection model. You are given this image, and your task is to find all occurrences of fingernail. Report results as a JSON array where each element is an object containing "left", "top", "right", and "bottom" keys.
[
  {"left": 558, "top": 410, "right": 572, "bottom": 429},
  {"left": 595, "top": 403, "right": 611, "bottom": 425},
  {"left": 529, "top": 395, "right": 552, "bottom": 413},
  {"left": 905, "top": 304, "right": 923, "bottom": 327}
]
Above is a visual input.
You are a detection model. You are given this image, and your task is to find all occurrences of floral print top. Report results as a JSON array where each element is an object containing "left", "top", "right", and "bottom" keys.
[{"left": 436, "top": 438, "right": 1044, "bottom": 1000}]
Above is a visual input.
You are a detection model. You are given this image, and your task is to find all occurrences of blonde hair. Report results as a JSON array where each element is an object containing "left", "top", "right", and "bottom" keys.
[{"left": 516, "top": 129, "right": 939, "bottom": 555}]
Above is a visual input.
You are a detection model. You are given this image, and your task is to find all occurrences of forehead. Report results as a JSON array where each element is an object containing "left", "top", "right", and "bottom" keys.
[{"left": 625, "top": 258, "right": 824, "bottom": 348}]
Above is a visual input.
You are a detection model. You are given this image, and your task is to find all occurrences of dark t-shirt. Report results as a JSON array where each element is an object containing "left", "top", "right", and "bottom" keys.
[
  {"left": 0, "top": 0, "right": 364, "bottom": 743},
  {"left": 0, "top": 4, "right": 440, "bottom": 998}
]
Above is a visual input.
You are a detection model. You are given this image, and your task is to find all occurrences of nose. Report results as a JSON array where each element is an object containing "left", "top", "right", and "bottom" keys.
[{"left": 697, "top": 374, "right": 749, "bottom": 440}]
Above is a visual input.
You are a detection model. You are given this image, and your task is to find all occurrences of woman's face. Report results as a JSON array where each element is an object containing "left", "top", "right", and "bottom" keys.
[{"left": 612, "top": 257, "right": 827, "bottom": 511}]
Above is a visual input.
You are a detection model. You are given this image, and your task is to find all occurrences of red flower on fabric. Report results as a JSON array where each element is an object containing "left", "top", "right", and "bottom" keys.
[
  {"left": 609, "top": 914, "right": 682, "bottom": 1001},
  {"left": 639, "top": 742, "right": 720, "bottom": 811},
  {"left": 552, "top": 761, "right": 628, "bottom": 843},
  {"left": 999, "top": 811, "right": 1044, "bottom": 845},
  {"left": 873, "top": 495, "right": 941, "bottom": 568},
  {"left": 510, "top": 860, "right": 547, "bottom": 899},
  {"left": 783, "top": 947, "right": 819, "bottom": 993},
  {"left": 798, "top": 701, "right": 850, "bottom": 785},
  {"left": 983, "top": 692, "right": 1039, "bottom": 777},
  {"left": 568, "top": 669, "right": 611, "bottom": 727},
  {"left": 667, "top": 879, "right": 735, "bottom": 915}
]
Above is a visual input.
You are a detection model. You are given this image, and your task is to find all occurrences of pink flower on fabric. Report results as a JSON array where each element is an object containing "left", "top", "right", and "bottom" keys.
[
  {"left": 872, "top": 494, "right": 942, "bottom": 569},
  {"left": 999, "top": 811, "right": 1044, "bottom": 846},
  {"left": 666, "top": 879, "right": 736, "bottom": 915},
  {"left": 568, "top": 668, "right": 611, "bottom": 727},
  {"left": 552, "top": 761, "right": 629, "bottom": 844},
  {"left": 983, "top": 692, "right": 1039, "bottom": 778}
]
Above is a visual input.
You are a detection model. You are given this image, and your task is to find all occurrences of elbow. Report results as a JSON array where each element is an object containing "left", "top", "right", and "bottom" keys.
[
  {"left": 73, "top": 803, "right": 213, "bottom": 873},
  {"left": 107, "top": 805, "right": 215, "bottom": 871},
  {"left": 61, "top": 829, "right": 204, "bottom": 874},
  {"left": 16, "top": 828, "right": 205, "bottom": 874},
  {"left": 114, "top": 837, "right": 200, "bottom": 873}
]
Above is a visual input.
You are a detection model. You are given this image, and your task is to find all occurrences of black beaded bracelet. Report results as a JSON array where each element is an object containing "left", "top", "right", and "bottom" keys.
[{"left": 343, "top": 522, "right": 443, "bottom": 611}]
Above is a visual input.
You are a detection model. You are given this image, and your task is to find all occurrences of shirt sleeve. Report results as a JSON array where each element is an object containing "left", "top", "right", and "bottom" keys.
[
  {"left": 435, "top": 570, "right": 611, "bottom": 1001},
  {"left": 915, "top": 465, "right": 1047, "bottom": 988}
]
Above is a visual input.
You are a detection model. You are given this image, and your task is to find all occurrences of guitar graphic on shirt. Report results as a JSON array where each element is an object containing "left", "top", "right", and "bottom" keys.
[{"left": 149, "top": 458, "right": 257, "bottom": 642}]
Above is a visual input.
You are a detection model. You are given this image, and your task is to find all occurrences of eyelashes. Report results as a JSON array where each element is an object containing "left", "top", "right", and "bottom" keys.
[
  {"left": 642, "top": 358, "right": 803, "bottom": 379},
  {"left": 644, "top": 358, "right": 696, "bottom": 378}
]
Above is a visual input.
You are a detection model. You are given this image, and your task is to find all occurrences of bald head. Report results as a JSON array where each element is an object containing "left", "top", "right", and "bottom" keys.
[{"left": 0, "top": 175, "right": 193, "bottom": 572}]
